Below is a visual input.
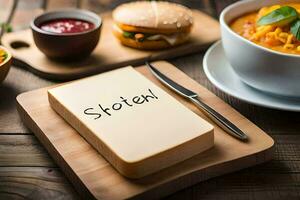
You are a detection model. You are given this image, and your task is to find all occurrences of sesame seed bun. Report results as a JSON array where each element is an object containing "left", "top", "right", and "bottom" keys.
[{"left": 112, "top": 1, "right": 193, "bottom": 34}]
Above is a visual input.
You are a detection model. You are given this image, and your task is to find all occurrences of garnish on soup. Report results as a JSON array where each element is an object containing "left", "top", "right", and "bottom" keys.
[
  {"left": 39, "top": 18, "right": 95, "bottom": 34},
  {"left": 230, "top": 4, "right": 300, "bottom": 55},
  {"left": 0, "top": 49, "right": 8, "bottom": 64},
  {"left": 257, "top": 6, "right": 298, "bottom": 27}
]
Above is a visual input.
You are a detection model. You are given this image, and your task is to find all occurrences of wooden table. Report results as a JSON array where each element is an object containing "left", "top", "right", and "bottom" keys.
[{"left": 1, "top": 1, "right": 300, "bottom": 199}]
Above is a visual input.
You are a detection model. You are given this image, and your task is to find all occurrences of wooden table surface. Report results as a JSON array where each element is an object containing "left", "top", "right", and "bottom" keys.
[{"left": 0, "top": 0, "right": 300, "bottom": 199}]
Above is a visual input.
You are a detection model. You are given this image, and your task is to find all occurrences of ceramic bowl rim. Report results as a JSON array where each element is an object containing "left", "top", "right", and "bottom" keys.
[
  {"left": 219, "top": 0, "right": 300, "bottom": 58},
  {"left": 30, "top": 9, "right": 102, "bottom": 37}
]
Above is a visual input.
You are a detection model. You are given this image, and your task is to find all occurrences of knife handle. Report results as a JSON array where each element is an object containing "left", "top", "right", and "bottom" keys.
[{"left": 190, "top": 97, "right": 248, "bottom": 141}]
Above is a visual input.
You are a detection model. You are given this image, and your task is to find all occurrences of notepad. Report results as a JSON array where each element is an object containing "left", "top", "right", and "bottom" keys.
[{"left": 48, "top": 66, "right": 214, "bottom": 178}]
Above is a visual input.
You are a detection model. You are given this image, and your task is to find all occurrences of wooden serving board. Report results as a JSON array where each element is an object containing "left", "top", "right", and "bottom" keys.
[
  {"left": 16, "top": 61, "right": 274, "bottom": 199},
  {"left": 2, "top": 10, "right": 220, "bottom": 81}
]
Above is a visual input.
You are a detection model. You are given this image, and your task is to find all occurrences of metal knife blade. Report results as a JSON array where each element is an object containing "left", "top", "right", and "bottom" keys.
[
  {"left": 146, "top": 62, "right": 198, "bottom": 99},
  {"left": 146, "top": 61, "right": 248, "bottom": 141}
]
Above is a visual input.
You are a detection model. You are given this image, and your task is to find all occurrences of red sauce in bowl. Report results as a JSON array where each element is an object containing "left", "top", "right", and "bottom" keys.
[{"left": 39, "top": 18, "right": 95, "bottom": 34}]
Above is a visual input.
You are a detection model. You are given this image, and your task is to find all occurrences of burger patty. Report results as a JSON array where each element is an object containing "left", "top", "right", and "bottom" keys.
[{"left": 113, "top": 24, "right": 188, "bottom": 45}]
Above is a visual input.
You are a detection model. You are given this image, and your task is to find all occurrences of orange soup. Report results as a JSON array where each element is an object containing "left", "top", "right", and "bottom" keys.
[
  {"left": 0, "top": 49, "right": 7, "bottom": 64},
  {"left": 230, "top": 4, "right": 300, "bottom": 55}
]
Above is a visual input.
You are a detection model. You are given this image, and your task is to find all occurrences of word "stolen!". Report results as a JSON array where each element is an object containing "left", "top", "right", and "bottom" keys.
[{"left": 83, "top": 88, "right": 159, "bottom": 119}]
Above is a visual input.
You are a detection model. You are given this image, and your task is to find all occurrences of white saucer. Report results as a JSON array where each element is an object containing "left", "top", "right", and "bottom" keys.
[{"left": 203, "top": 41, "right": 300, "bottom": 112}]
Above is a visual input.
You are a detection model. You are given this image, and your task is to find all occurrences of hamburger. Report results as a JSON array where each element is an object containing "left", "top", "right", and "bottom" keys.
[{"left": 112, "top": 1, "right": 193, "bottom": 50}]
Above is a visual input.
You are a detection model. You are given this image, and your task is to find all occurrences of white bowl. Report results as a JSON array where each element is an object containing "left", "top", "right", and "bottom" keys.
[{"left": 220, "top": 0, "right": 300, "bottom": 97}]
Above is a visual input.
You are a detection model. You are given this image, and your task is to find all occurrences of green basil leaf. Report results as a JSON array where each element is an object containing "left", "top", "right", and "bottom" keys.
[
  {"left": 123, "top": 31, "right": 135, "bottom": 38},
  {"left": 0, "top": 22, "right": 13, "bottom": 33},
  {"left": 257, "top": 6, "right": 298, "bottom": 26},
  {"left": 291, "top": 19, "right": 300, "bottom": 41},
  {"left": 5, "top": 24, "right": 13, "bottom": 32}
]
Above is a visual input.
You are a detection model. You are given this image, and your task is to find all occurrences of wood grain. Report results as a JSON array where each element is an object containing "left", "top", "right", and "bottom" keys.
[
  {"left": 0, "top": 135, "right": 54, "bottom": 167},
  {"left": 16, "top": 61, "right": 274, "bottom": 199},
  {"left": 0, "top": 135, "right": 297, "bottom": 199},
  {"left": 1, "top": 10, "right": 220, "bottom": 80},
  {"left": 168, "top": 134, "right": 300, "bottom": 200},
  {"left": 0, "top": 166, "right": 78, "bottom": 199},
  {"left": 0, "top": 66, "right": 52, "bottom": 134}
]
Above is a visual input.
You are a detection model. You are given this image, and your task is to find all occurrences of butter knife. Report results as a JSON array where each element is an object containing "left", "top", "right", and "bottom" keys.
[{"left": 146, "top": 62, "right": 248, "bottom": 141}]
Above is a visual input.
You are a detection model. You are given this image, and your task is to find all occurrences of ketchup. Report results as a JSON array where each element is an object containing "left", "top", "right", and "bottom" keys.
[{"left": 39, "top": 18, "right": 95, "bottom": 34}]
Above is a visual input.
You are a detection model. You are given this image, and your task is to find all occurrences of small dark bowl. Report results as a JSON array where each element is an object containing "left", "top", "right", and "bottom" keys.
[{"left": 31, "top": 9, "right": 102, "bottom": 60}]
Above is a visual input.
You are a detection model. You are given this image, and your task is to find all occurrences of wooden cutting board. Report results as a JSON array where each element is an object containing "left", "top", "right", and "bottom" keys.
[
  {"left": 16, "top": 61, "right": 274, "bottom": 199},
  {"left": 2, "top": 10, "right": 220, "bottom": 81}
]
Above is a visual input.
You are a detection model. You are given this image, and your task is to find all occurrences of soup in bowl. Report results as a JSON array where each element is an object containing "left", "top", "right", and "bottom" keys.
[
  {"left": 220, "top": 0, "right": 300, "bottom": 97},
  {"left": 31, "top": 9, "right": 102, "bottom": 59}
]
